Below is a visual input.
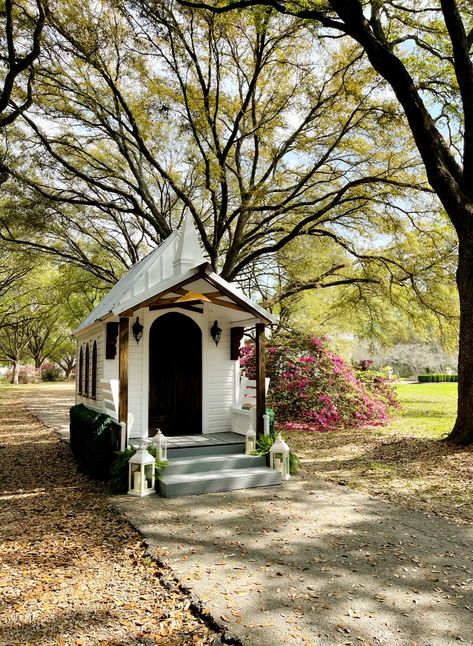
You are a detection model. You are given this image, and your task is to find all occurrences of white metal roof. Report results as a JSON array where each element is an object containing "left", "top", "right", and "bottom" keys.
[
  {"left": 73, "top": 231, "right": 179, "bottom": 335},
  {"left": 73, "top": 217, "right": 277, "bottom": 335}
]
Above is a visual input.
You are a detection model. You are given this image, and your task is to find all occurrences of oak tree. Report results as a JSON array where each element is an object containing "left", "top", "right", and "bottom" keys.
[{"left": 180, "top": 0, "right": 473, "bottom": 444}]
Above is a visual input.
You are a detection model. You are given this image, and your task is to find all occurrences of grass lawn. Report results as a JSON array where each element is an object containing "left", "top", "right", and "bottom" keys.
[
  {"left": 288, "top": 381, "right": 473, "bottom": 526},
  {"left": 388, "top": 381, "right": 457, "bottom": 438}
]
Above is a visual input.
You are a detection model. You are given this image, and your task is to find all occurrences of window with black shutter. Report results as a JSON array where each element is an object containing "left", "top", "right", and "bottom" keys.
[
  {"left": 91, "top": 341, "right": 97, "bottom": 399},
  {"left": 85, "top": 343, "right": 90, "bottom": 397},
  {"left": 106, "top": 322, "right": 119, "bottom": 359},
  {"left": 78, "top": 346, "right": 83, "bottom": 394}
]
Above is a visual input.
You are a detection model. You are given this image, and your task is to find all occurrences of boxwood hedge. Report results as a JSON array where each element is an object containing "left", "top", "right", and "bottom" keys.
[
  {"left": 69, "top": 404, "right": 121, "bottom": 479},
  {"left": 417, "top": 374, "right": 458, "bottom": 383}
]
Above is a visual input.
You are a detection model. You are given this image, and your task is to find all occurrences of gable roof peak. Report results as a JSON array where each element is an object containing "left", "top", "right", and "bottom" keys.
[{"left": 173, "top": 214, "right": 205, "bottom": 274}]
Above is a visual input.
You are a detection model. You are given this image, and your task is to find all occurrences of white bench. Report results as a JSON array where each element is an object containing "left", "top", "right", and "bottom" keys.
[
  {"left": 100, "top": 379, "right": 127, "bottom": 450},
  {"left": 100, "top": 379, "right": 119, "bottom": 421},
  {"left": 230, "top": 377, "right": 270, "bottom": 435}
]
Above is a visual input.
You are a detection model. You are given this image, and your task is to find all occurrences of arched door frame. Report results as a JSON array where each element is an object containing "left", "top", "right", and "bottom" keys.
[{"left": 144, "top": 309, "right": 206, "bottom": 436}]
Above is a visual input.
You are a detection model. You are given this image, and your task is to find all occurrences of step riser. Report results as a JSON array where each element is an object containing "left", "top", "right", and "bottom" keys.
[
  {"left": 163, "top": 455, "right": 265, "bottom": 475},
  {"left": 167, "top": 443, "right": 245, "bottom": 459},
  {"left": 159, "top": 472, "right": 281, "bottom": 498}
]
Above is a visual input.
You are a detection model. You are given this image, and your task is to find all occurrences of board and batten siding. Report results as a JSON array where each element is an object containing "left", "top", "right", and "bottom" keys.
[
  {"left": 75, "top": 327, "right": 105, "bottom": 413},
  {"left": 127, "top": 310, "right": 145, "bottom": 439},
  {"left": 205, "top": 323, "right": 237, "bottom": 434}
]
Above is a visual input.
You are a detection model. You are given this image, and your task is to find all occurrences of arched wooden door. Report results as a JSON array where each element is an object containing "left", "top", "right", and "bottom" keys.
[{"left": 148, "top": 312, "right": 202, "bottom": 436}]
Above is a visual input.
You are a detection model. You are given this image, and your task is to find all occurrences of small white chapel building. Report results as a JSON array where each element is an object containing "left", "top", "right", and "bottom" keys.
[{"left": 72, "top": 216, "right": 277, "bottom": 448}]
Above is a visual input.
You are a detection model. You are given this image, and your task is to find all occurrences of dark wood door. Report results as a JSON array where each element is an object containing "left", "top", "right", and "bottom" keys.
[{"left": 149, "top": 312, "right": 202, "bottom": 436}]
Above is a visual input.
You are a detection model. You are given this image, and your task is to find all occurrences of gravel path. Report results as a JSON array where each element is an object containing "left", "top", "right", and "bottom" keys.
[
  {"left": 7, "top": 383, "right": 473, "bottom": 646},
  {"left": 0, "top": 386, "right": 222, "bottom": 646}
]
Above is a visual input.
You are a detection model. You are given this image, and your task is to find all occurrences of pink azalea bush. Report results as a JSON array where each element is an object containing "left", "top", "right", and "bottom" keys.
[
  {"left": 240, "top": 334, "right": 398, "bottom": 432},
  {"left": 6, "top": 365, "right": 42, "bottom": 384}
]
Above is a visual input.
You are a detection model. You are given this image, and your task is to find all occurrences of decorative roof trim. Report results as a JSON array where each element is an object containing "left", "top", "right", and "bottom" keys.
[{"left": 116, "top": 263, "right": 277, "bottom": 324}]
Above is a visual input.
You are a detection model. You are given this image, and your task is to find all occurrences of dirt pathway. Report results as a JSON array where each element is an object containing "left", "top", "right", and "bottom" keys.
[
  {"left": 0, "top": 387, "right": 222, "bottom": 646},
  {"left": 4, "top": 384, "right": 473, "bottom": 645}
]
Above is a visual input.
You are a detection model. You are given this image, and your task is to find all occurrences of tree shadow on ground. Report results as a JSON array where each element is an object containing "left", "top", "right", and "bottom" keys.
[
  {"left": 0, "top": 389, "right": 218, "bottom": 646},
  {"left": 288, "top": 427, "right": 473, "bottom": 527},
  {"left": 123, "top": 479, "right": 473, "bottom": 645}
]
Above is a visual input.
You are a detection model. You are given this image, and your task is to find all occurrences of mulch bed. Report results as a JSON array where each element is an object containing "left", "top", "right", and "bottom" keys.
[
  {"left": 0, "top": 389, "right": 223, "bottom": 646},
  {"left": 289, "top": 427, "right": 473, "bottom": 526}
]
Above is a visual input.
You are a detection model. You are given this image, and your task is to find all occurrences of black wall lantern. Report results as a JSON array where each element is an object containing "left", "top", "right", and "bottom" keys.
[
  {"left": 132, "top": 316, "right": 144, "bottom": 344},
  {"left": 210, "top": 320, "right": 222, "bottom": 346}
]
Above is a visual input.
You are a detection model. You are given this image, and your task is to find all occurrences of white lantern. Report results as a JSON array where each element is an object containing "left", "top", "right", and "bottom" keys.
[
  {"left": 245, "top": 428, "right": 256, "bottom": 455},
  {"left": 127, "top": 442, "right": 156, "bottom": 497},
  {"left": 150, "top": 429, "right": 167, "bottom": 462},
  {"left": 269, "top": 433, "right": 290, "bottom": 481}
]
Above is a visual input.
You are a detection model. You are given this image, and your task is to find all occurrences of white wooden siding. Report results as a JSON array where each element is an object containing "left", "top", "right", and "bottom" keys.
[
  {"left": 127, "top": 310, "right": 145, "bottom": 438},
  {"left": 204, "top": 322, "right": 236, "bottom": 434},
  {"left": 76, "top": 309, "right": 240, "bottom": 439}
]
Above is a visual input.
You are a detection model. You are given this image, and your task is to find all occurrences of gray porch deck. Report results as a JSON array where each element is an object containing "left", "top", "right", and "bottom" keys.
[
  {"left": 163, "top": 431, "right": 246, "bottom": 460},
  {"left": 164, "top": 431, "right": 243, "bottom": 450}
]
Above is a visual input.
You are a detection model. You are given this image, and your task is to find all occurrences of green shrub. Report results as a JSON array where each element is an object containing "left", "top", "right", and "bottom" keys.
[
  {"left": 109, "top": 448, "right": 136, "bottom": 493},
  {"left": 255, "top": 432, "right": 275, "bottom": 456},
  {"left": 109, "top": 447, "right": 167, "bottom": 493},
  {"left": 241, "top": 333, "right": 397, "bottom": 432},
  {"left": 41, "top": 364, "right": 64, "bottom": 382},
  {"left": 418, "top": 373, "right": 458, "bottom": 383},
  {"left": 69, "top": 404, "right": 121, "bottom": 479},
  {"left": 289, "top": 451, "right": 301, "bottom": 475}
]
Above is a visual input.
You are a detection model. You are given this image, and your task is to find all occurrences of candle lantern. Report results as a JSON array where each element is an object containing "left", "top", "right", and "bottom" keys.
[
  {"left": 269, "top": 433, "right": 290, "bottom": 480},
  {"left": 245, "top": 428, "right": 256, "bottom": 455},
  {"left": 150, "top": 429, "right": 167, "bottom": 462},
  {"left": 127, "top": 442, "right": 156, "bottom": 497}
]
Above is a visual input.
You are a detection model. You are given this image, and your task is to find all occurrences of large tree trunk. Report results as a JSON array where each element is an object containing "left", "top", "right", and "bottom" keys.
[
  {"left": 448, "top": 231, "right": 473, "bottom": 444},
  {"left": 64, "top": 364, "right": 75, "bottom": 380},
  {"left": 11, "top": 361, "right": 20, "bottom": 385}
]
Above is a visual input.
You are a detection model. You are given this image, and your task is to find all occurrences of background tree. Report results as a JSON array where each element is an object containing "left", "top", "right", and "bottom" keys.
[
  {"left": 0, "top": 0, "right": 46, "bottom": 185},
  {"left": 49, "top": 337, "right": 75, "bottom": 378},
  {"left": 182, "top": 0, "right": 473, "bottom": 445},
  {"left": 0, "top": 319, "right": 30, "bottom": 383},
  {"left": 0, "top": 262, "right": 98, "bottom": 381},
  {"left": 352, "top": 341, "right": 458, "bottom": 379},
  {"left": 0, "top": 0, "right": 46, "bottom": 126},
  {"left": 0, "top": 248, "right": 32, "bottom": 305},
  {"left": 0, "top": 0, "right": 433, "bottom": 289},
  {"left": 274, "top": 221, "right": 459, "bottom": 352}
]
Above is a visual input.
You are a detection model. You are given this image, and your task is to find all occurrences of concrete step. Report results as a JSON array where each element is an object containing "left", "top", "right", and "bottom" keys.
[
  {"left": 163, "top": 453, "right": 266, "bottom": 475},
  {"left": 159, "top": 466, "right": 281, "bottom": 498},
  {"left": 167, "top": 442, "right": 245, "bottom": 459}
]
